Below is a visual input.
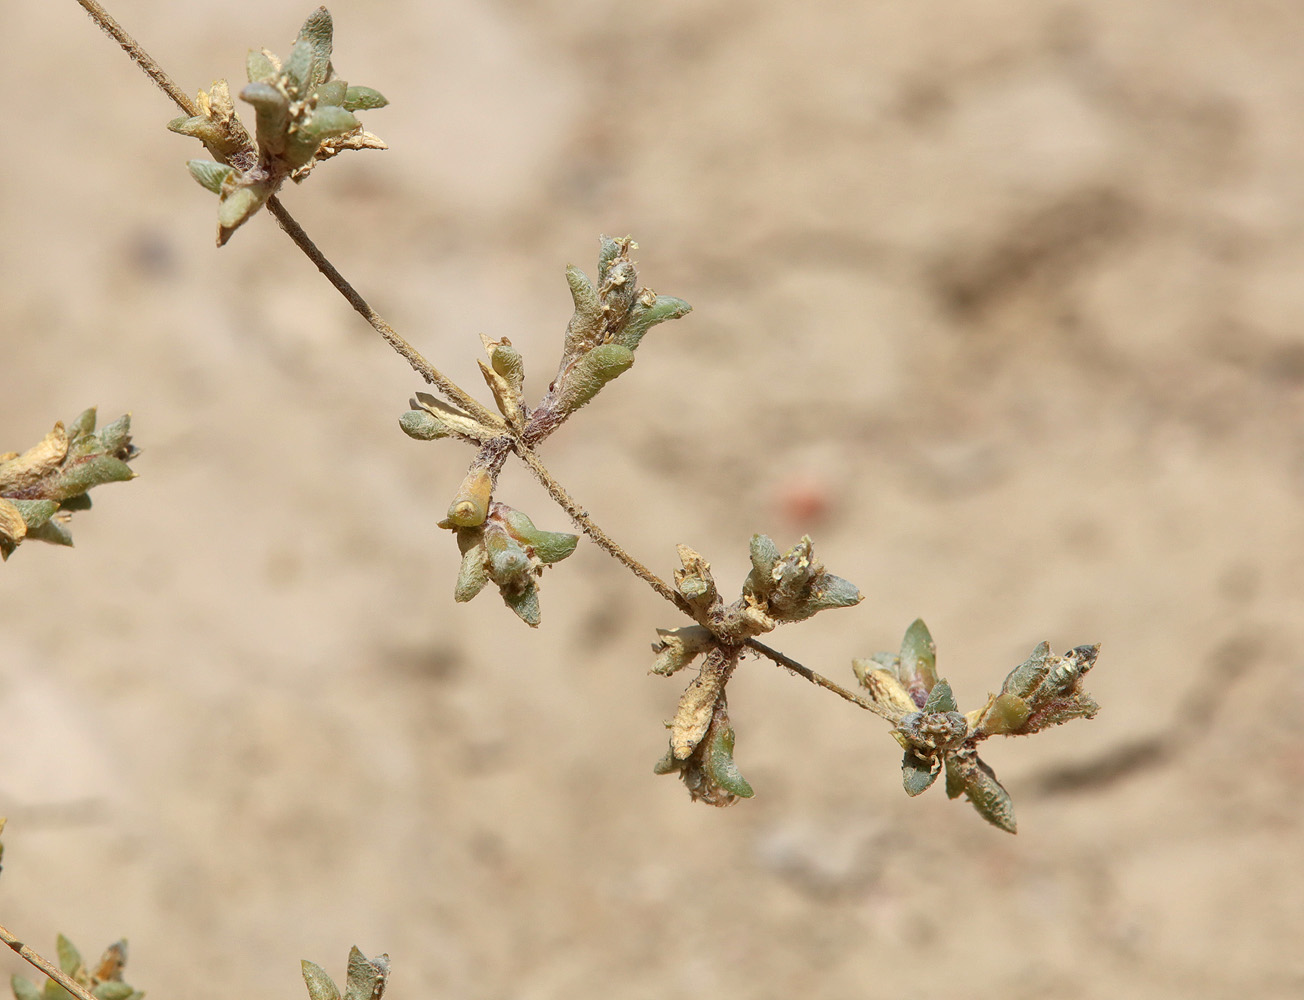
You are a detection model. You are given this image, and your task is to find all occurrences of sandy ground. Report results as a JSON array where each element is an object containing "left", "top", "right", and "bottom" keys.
[{"left": 4, "top": 1, "right": 1304, "bottom": 997}]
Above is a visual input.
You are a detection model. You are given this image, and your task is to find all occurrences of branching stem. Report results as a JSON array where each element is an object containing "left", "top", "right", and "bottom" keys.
[
  {"left": 72, "top": 0, "right": 889, "bottom": 731},
  {"left": 0, "top": 924, "right": 101, "bottom": 1000}
]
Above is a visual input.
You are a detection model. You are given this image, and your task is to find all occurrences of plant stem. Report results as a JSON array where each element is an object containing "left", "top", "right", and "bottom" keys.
[
  {"left": 263, "top": 198, "right": 504, "bottom": 429},
  {"left": 76, "top": 0, "right": 197, "bottom": 116},
  {"left": 0, "top": 924, "right": 100, "bottom": 1000},
  {"left": 746, "top": 639, "right": 898, "bottom": 721},
  {"left": 74, "top": 0, "right": 895, "bottom": 731},
  {"left": 512, "top": 442, "right": 683, "bottom": 607},
  {"left": 72, "top": 0, "right": 502, "bottom": 431}
]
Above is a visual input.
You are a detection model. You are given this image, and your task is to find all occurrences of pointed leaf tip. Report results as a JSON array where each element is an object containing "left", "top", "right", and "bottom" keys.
[{"left": 301, "top": 961, "right": 342, "bottom": 1000}]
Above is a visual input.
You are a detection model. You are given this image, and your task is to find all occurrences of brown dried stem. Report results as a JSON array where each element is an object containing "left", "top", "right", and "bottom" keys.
[
  {"left": 263, "top": 198, "right": 502, "bottom": 427},
  {"left": 511, "top": 442, "right": 682, "bottom": 607},
  {"left": 0, "top": 924, "right": 101, "bottom": 1000},
  {"left": 76, "top": 0, "right": 197, "bottom": 116},
  {"left": 746, "top": 639, "right": 899, "bottom": 721}
]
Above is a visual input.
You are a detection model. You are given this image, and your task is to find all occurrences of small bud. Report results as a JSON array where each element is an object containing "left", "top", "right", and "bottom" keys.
[
  {"left": 446, "top": 468, "right": 493, "bottom": 527},
  {"left": 398, "top": 409, "right": 450, "bottom": 441},
  {"left": 485, "top": 531, "right": 531, "bottom": 584},
  {"left": 673, "top": 544, "right": 719, "bottom": 615},
  {"left": 742, "top": 533, "right": 781, "bottom": 603}
]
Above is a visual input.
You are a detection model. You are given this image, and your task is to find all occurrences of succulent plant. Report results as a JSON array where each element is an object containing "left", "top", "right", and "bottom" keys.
[{"left": 168, "top": 8, "right": 388, "bottom": 245}]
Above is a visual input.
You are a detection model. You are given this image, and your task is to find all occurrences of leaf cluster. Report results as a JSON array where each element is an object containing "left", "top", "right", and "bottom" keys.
[
  {"left": 400, "top": 237, "right": 691, "bottom": 625},
  {"left": 855, "top": 620, "right": 1101, "bottom": 832},
  {"left": 168, "top": 7, "right": 388, "bottom": 245},
  {"left": 300, "top": 948, "right": 388, "bottom": 1000},
  {"left": 11, "top": 937, "right": 142, "bottom": 1000},
  {"left": 0, "top": 409, "right": 138, "bottom": 560},
  {"left": 652, "top": 535, "right": 864, "bottom": 805}
]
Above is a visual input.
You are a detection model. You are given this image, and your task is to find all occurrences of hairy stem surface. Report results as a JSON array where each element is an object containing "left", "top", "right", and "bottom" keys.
[{"left": 0, "top": 925, "right": 101, "bottom": 1000}]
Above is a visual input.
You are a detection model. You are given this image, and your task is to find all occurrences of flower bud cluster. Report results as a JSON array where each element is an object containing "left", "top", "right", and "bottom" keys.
[
  {"left": 169, "top": 8, "right": 388, "bottom": 245},
  {"left": 0, "top": 409, "right": 138, "bottom": 560},
  {"left": 446, "top": 502, "right": 578, "bottom": 627},
  {"left": 854, "top": 620, "right": 1100, "bottom": 833}
]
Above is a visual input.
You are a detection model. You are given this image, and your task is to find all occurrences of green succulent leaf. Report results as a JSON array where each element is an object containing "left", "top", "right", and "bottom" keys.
[
  {"left": 23, "top": 517, "right": 72, "bottom": 548},
  {"left": 246, "top": 48, "right": 277, "bottom": 83},
  {"left": 562, "top": 264, "right": 602, "bottom": 356},
  {"left": 342, "top": 947, "right": 389, "bottom": 1000},
  {"left": 398, "top": 409, "right": 450, "bottom": 441},
  {"left": 453, "top": 534, "right": 490, "bottom": 603},
  {"left": 300, "top": 961, "right": 342, "bottom": 1000},
  {"left": 283, "top": 39, "right": 316, "bottom": 94},
  {"left": 294, "top": 7, "right": 335, "bottom": 91},
  {"left": 500, "top": 579, "right": 541, "bottom": 627},
  {"left": 964, "top": 759, "right": 1016, "bottom": 834},
  {"left": 703, "top": 722, "right": 753, "bottom": 799},
  {"left": 186, "top": 159, "right": 235, "bottom": 194},
  {"left": 241, "top": 81, "right": 290, "bottom": 153},
  {"left": 922, "top": 678, "right": 956, "bottom": 714},
  {"left": 555, "top": 344, "right": 635, "bottom": 416},
  {"left": 302, "top": 106, "right": 359, "bottom": 142},
  {"left": 9, "top": 499, "right": 60, "bottom": 532},
  {"left": 1001, "top": 641, "right": 1052, "bottom": 699},
  {"left": 899, "top": 618, "right": 938, "bottom": 696},
  {"left": 92, "top": 984, "right": 135, "bottom": 1000},
  {"left": 314, "top": 79, "right": 348, "bottom": 106},
  {"left": 12, "top": 976, "right": 42, "bottom": 1000},
  {"left": 944, "top": 756, "right": 965, "bottom": 800},
  {"left": 500, "top": 509, "right": 578, "bottom": 564},
  {"left": 902, "top": 750, "right": 939, "bottom": 796},
  {"left": 612, "top": 294, "right": 692, "bottom": 351},
  {"left": 343, "top": 85, "right": 389, "bottom": 111},
  {"left": 217, "top": 184, "right": 271, "bottom": 240},
  {"left": 55, "top": 935, "right": 82, "bottom": 977}
]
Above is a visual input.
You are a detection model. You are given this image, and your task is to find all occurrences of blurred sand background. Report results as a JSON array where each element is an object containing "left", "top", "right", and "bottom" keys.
[{"left": 4, "top": 2, "right": 1304, "bottom": 997}]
